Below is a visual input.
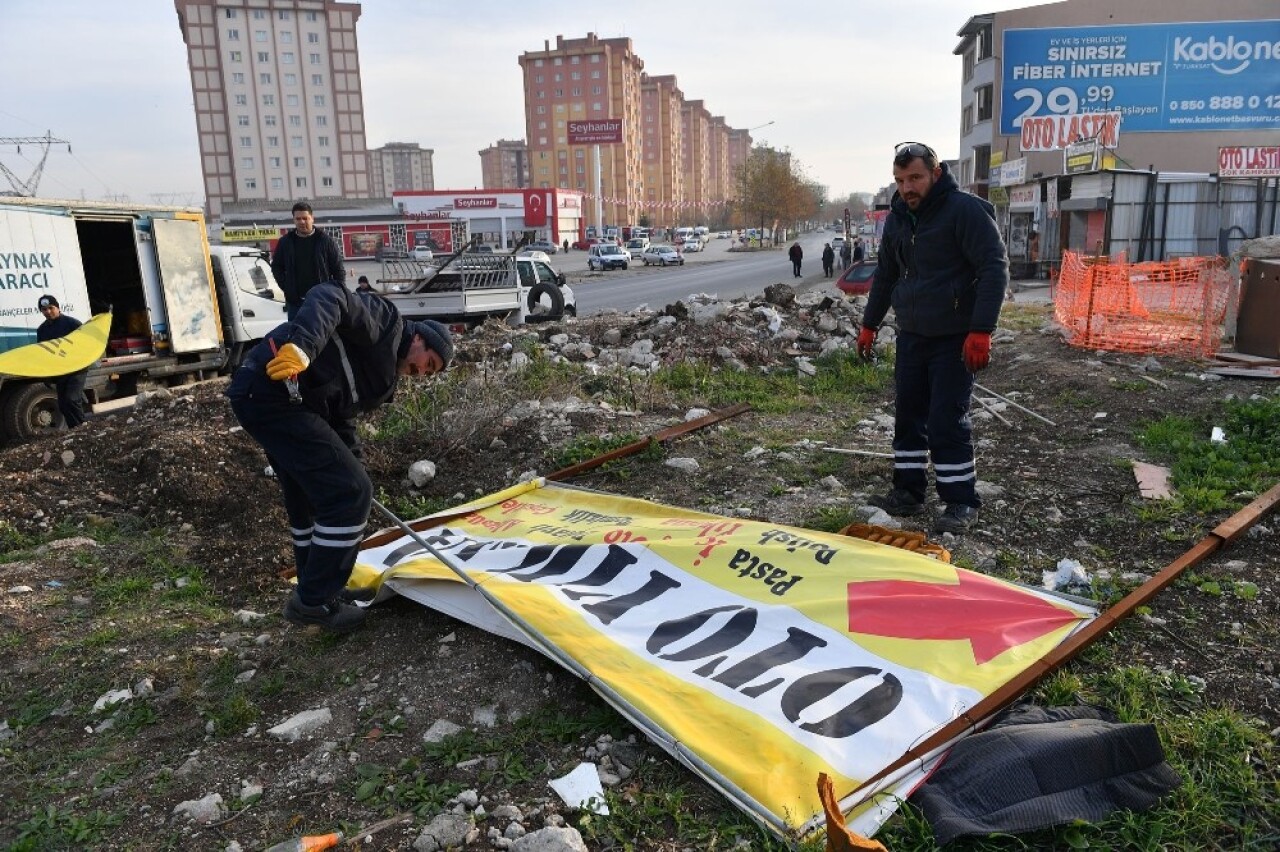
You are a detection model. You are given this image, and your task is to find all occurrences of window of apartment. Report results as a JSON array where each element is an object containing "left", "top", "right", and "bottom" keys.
[
  {"left": 286, "top": 94, "right": 298, "bottom": 106},
  {"left": 281, "top": 31, "right": 293, "bottom": 43},
  {"left": 245, "top": 178, "right": 257, "bottom": 189},
  {"left": 554, "top": 88, "right": 563, "bottom": 97},
  {"left": 591, "top": 70, "right": 601, "bottom": 79},
  {"left": 592, "top": 102, "right": 603, "bottom": 111},
  {"left": 234, "top": 94, "right": 247, "bottom": 106},
  {"left": 291, "top": 135, "right": 303, "bottom": 147},
  {"left": 293, "top": 156, "right": 305, "bottom": 167},
  {"left": 309, "top": 53, "right": 321, "bottom": 64},
  {"left": 308, "top": 32, "right": 319, "bottom": 43},
  {"left": 571, "top": 55, "right": 580, "bottom": 64},
  {"left": 538, "top": 151, "right": 547, "bottom": 160},
  {"left": 536, "top": 105, "right": 546, "bottom": 114},
  {"left": 320, "top": 156, "right": 331, "bottom": 167},
  {"left": 575, "top": 149, "right": 584, "bottom": 159},
  {"left": 295, "top": 177, "right": 307, "bottom": 188},
  {"left": 262, "top": 94, "right": 275, "bottom": 105},
  {"left": 253, "top": 9, "right": 265, "bottom": 19},
  {"left": 289, "top": 115, "right": 301, "bottom": 126},
  {"left": 317, "top": 135, "right": 329, "bottom": 147},
  {"left": 321, "top": 176, "right": 333, "bottom": 187},
  {"left": 590, "top": 54, "right": 600, "bottom": 63},
  {"left": 571, "top": 71, "right": 581, "bottom": 80},
  {"left": 973, "top": 144, "right": 991, "bottom": 181},
  {"left": 534, "top": 58, "right": 543, "bottom": 67},
  {"left": 239, "top": 136, "right": 252, "bottom": 147},
  {"left": 963, "top": 49, "right": 975, "bottom": 82},
  {"left": 257, "top": 51, "right": 269, "bottom": 62},
  {"left": 311, "top": 74, "right": 322, "bottom": 85},
  {"left": 559, "top": 165, "right": 568, "bottom": 174},
  {"left": 271, "top": 177, "right": 284, "bottom": 189},
  {"left": 259, "top": 73, "right": 272, "bottom": 84},
  {"left": 228, "top": 28, "right": 240, "bottom": 40},
  {"left": 230, "top": 50, "right": 242, "bottom": 61},
  {"left": 237, "top": 115, "right": 250, "bottom": 126},
  {"left": 255, "top": 29, "right": 267, "bottom": 41},
  {"left": 592, "top": 86, "right": 602, "bottom": 95},
  {"left": 306, "top": 11, "right": 318, "bottom": 22},
  {"left": 557, "top": 149, "right": 567, "bottom": 158},
  {"left": 282, "top": 52, "right": 294, "bottom": 64},
  {"left": 976, "top": 84, "right": 993, "bottom": 122},
  {"left": 571, "top": 87, "right": 581, "bottom": 96},
  {"left": 553, "top": 57, "right": 562, "bottom": 66},
  {"left": 268, "top": 136, "right": 279, "bottom": 147},
  {"left": 278, "top": 10, "right": 290, "bottom": 20},
  {"left": 538, "top": 136, "right": 548, "bottom": 145},
  {"left": 315, "top": 115, "right": 327, "bottom": 126},
  {"left": 284, "top": 73, "right": 297, "bottom": 85},
  {"left": 225, "top": 9, "right": 236, "bottom": 18},
  {"left": 555, "top": 104, "right": 565, "bottom": 112},
  {"left": 232, "top": 72, "right": 245, "bottom": 83},
  {"left": 571, "top": 103, "right": 583, "bottom": 112},
  {"left": 977, "top": 26, "right": 993, "bottom": 60},
  {"left": 269, "top": 156, "right": 282, "bottom": 167},
  {"left": 576, "top": 164, "right": 585, "bottom": 174}
]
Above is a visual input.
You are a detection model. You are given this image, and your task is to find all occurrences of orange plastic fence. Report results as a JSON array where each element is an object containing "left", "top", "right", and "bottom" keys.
[{"left": 1053, "top": 251, "right": 1233, "bottom": 358}]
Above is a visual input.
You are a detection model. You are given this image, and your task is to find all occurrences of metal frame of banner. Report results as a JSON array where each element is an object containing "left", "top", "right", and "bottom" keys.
[{"left": 832, "top": 480, "right": 1280, "bottom": 821}]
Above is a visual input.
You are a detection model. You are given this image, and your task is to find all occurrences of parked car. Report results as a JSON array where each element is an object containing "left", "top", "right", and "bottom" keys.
[
  {"left": 523, "top": 239, "right": 559, "bottom": 255},
  {"left": 408, "top": 246, "right": 434, "bottom": 261},
  {"left": 682, "top": 238, "right": 703, "bottom": 253},
  {"left": 640, "top": 245, "right": 684, "bottom": 266},
  {"left": 571, "top": 238, "right": 594, "bottom": 251},
  {"left": 717, "top": 231, "right": 731, "bottom": 239},
  {"left": 587, "top": 243, "right": 630, "bottom": 271},
  {"left": 831, "top": 236, "right": 846, "bottom": 253},
  {"left": 836, "top": 260, "right": 877, "bottom": 297},
  {"left": 624, "top": 237, "right": 649, "bottom": 260}
]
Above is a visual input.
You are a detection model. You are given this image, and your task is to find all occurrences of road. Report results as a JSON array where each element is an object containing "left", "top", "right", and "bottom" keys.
[{"left": 567, "top": 231, "right": 837, "bottom": 315}]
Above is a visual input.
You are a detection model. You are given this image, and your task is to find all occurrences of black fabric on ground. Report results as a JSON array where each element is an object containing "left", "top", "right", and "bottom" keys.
[{"left": 910, "top": 704, "right": 1181, "bottom": 845}]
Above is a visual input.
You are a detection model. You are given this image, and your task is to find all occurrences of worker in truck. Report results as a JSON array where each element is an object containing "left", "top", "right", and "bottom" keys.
[
  {"left": 35, "top": 295, "right": 89, "bottom": 429},
  {"left": 271, "top": 201, "right": 346, "bottom": 320},
  {"left": 226, "top": 280, "right": 455, "bottom": 633}
]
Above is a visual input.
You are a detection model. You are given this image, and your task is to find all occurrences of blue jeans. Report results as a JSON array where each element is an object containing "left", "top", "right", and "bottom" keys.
[{"left": 890, "top": 331, "right": 979, "bottom": 507}]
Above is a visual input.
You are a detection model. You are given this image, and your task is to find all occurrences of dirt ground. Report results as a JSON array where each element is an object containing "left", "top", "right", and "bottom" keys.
[{"left": 1, "top": 289, "right": 1278, "bottom": 850}]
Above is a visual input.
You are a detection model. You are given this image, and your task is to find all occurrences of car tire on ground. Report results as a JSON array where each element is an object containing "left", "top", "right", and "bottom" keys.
[
  {"left": 1, "top": 382, "right": 61, "bottom": 440},
  {"left": 525, "top": 281, "right": 565, "bottom": 319}
]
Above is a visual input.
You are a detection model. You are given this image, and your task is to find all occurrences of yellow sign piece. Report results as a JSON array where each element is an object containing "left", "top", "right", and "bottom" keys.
[
  {"left": 221, "top": 227, "right": 280, "bottom": 243},
  {"left": 0, "top": 312, "right": 112, "bottom": 378}
]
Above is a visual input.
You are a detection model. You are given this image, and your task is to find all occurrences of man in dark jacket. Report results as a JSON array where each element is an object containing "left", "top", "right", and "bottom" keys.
[
  {"left": 226, "top": 281, "right": 454, "bottom": 632},
  {"left": 840, "top": 241, "right": 853, "bottom": 270},
  {"left": 822, "top": 243, "right": 836, "bottom": 277},
  {"left": 35, "top": 295, "right": 89, "bottom": 429},
  {"left": 856, "top": 142, "right": 1007, "bottom": 534},
  {"left": 788, "top": 242, "right": 804, "bottom": 278},
  {"left": 271, "top": 201, "right": 346, "bottom": 320}
]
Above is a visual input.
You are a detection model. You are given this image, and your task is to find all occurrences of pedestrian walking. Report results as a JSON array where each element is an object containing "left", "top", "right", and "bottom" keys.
[
  {"left": 840, "top": 241, "right": 852, "bottom": 270},
  {"left": 821, "top": 243, "right": 836, "bottom": 278},
  {"left": 788, "top": 242, "right": 804, "bottom": 278},
  {"left": 857, "top": 142, "right": 1008, "bottom": 535},
  {"left": 271, "top": 201, "right": 346, "bottom": 320},
  {"left": 226, "top": 280, "right": 455, "bottom": 633},
  {"left": 35, "top": 295, "right": 88, "bottom": 429},
  {"left": 853, "top": 237, "right": 866, "bottom": 263}
]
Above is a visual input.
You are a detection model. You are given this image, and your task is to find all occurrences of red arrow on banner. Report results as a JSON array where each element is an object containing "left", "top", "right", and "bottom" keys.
[{"left": 847, "top": 571, "right": 1083, "bottom": 665}]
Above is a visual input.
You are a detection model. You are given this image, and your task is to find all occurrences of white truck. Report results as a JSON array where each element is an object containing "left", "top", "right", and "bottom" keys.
[
  {"left": 0, "top": 197, "right": 284, "bottom": 441},
  {"left": 377, "top": 246, "right": 575, "bottom": 328}
]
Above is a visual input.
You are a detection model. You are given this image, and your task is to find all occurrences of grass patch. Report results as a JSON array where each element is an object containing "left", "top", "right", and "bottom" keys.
[{"left": 656, "top": 350, "right": 887, "bottom": 415}]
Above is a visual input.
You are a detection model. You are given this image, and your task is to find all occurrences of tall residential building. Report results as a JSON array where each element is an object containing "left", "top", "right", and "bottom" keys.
[
  {"left": 680, "top": 99, "right": 712, "bottom": 221},
  {"left": 519, "top": 33, "right": 645, "bottom": 230},
  {"left": 639, "top": 74, "right": 685, "bottom": 228},
  {"left": 726, "top": 127, "right": 753, "bottom": 201},
  {"left": 173, "top": 0, "right": 370, "bottom": 219},
  {"left": 706, "top": 115, "right": 730, "bottom": 219},
  {"left": 367, "top": 142, "right": 434, "bottom": 198},
  {"left": 479, "top": 139, "right": 529, "bottom": 189}
]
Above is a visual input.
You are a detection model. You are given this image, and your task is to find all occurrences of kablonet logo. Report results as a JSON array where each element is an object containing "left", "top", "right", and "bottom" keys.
[{"left": 1172, "top": 34, "right": 1280, "bottom": 75}]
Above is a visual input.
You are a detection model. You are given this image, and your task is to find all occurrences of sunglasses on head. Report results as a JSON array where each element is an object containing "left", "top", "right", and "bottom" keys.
[{"left": 894, "top": 142, "right": 937, "bottom": 163}]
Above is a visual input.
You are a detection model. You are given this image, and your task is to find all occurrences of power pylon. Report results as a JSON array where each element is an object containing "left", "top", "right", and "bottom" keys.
[{"left": 0, "top": 131, "right": 71, "bottom": 197}]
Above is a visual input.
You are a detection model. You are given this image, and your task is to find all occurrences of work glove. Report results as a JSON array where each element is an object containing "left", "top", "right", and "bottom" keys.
[
  {"left": 266, "top": 342, "right": 310, "bottom": 381},
  {"left": 963, "top": 331, "right": 992, "bottom": 372},
  {"left": 857, "top": 326, "right": 877, "bottom": 360}
]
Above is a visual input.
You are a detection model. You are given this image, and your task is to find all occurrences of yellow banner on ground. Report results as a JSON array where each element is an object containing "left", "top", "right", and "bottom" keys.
[
  {"left": 355, "top": 481, "right": 1096, "bottom": 839},
  {"left": 0, "top": 312, "right": 111, "bottom": 378}
]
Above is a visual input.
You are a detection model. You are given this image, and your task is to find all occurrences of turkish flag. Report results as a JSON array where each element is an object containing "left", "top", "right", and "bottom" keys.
[{"left": 524, "top": 190, "right": 547, "bottom": 227}]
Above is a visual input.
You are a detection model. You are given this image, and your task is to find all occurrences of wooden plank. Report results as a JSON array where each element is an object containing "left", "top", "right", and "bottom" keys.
[
  {"left": 1206, "top": 366, "right": 1280, "bottom": 379},
  {"left": 1213, "top": 351, "right": 1280, "bottom": 366}
]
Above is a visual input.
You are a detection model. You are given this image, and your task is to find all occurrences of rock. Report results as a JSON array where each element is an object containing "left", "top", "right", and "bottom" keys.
[
  {"left": 715, "top": 346, "right": 735, "bottom": 359},
  {"left": 974, "top": 481, "right": 1005, "bottom": 499},
  {"left": 423, "top": 719, "right": 463, "bottom": 743},
  {"left": 690, "top": 301, "right": 728, "bottom": 325},
  {"left": 602, "top": 328, "right": 623, "bottom": 345},
  {"left": 60, "top": 450, "right": 76, "bottom": 467},
  {"left": 234, "top": 609, "right": 265, "bottom": 624},
  {"left": 509, "top": 352, "right": 531, "bottom": 372},
  {"left": 816, "top": 313, "right": 839, "bottom": 333},
  {"left": 763, "top": 282, "right": 796, "bottom": 308},
  {"left": 548, "top": 333, "right": 570, "bottom": 346},
  {"left": 684, "top": 408, "right": 711, "bottom": 421},
  {"left": 171, "top": 793, "right": 225, "bottom": 825},
  {"left": 93, "top": 688, "right": 133, "bottom": 713},
  {"left": 743, "top": 446, "right": 769, "bottom": 460},
  {"left": 511, "top": 826, "right": 590, "bottom": 852},
  {"left": 796, "top": 358, "right": 817, "bottom": 377},
  {"left": 267, "top": 707, "right": 332, "bottom": 742},
  {"left": 664, "top": 457, "right": 700, "bottom": 473},
  {"left": 408, "top": 460, "right": 438, "bottom": 487},
  {"left": 414, "top": 813, "right": 474, "bottom": 852},
  {"left": 472, "top": 704, "right": 499, "bottom": 728},
  {"left": 819, "top": 475, "right": 845, "bottom": 491}
]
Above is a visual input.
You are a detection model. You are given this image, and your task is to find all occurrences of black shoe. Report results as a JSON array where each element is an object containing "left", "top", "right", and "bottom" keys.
[
  {"left": 869, "top": 488, "right": 925, "bottom": 517},
  {"left": 337, "top": 586, "right": 377, "bottom": 604},
  {"left": 283, "top": 591, "right": 367, "bottom": 634},
  {"left": 935, "top": 504, "right": 979, "bottom": 535}
]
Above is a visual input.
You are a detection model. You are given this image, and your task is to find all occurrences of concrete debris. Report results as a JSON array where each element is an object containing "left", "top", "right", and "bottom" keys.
[
  {"left": 408, "top": 459, "right": 438, "bottom": 486},
  {"left": 664, "top": 457, "right": 701, "bottom": 473},
  {"left": 267, "top": 707, "right": 333, "bottom": 742}
]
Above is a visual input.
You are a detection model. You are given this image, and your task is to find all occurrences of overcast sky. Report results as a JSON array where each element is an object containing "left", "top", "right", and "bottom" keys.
[{"left": 2, "top": 0, "right": 1042, "bottom": 206}]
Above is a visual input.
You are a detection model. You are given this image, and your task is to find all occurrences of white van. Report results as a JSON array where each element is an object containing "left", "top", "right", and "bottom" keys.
[{"left": 673, "top": 227, "right": 695, "bottom": 243}]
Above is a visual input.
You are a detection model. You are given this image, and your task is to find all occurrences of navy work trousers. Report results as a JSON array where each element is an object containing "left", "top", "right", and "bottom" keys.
[
  {"left": 56, "top": 371, "right": 88, "bottom": 428},
  {"left": 891, "top": 331, "right": 979, "bottom": 507},
  {"left": 228, "top": 372, "right": 371, "bottom": 606}
]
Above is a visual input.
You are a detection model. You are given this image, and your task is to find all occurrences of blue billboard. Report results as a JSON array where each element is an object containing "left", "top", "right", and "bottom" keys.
[{"left": 1001, "top": 19, "right": 1280, "bottom": 135}]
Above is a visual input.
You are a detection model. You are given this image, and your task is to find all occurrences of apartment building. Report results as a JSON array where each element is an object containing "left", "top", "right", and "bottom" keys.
[
  {"left": 478, "top": 139, "right": 529, "bottom": 189},
  {"left": 681, "top": 100, "right": 712, "bottom": 220},
  {"left": 706, "top": 115, "right": 731, "bottom": 218},
  {"left": 518, "top": 33, "right": 645, "bottom": 229},
  {"left": 726, "top": 128, "right": 754, "bottom": 201},
  {"left": 173, "top": 0, "right": 371, "bottom": 219},
  {"left": 639, "top": 74, "right": 686, "bottom": 226},
  {"left": 367, "top": 142, "right": 434, "bottom": 198}
]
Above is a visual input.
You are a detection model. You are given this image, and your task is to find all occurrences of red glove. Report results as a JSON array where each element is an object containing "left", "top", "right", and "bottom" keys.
[
  {"left": 963, "top": 331, "right": 992, "bottom": 372},
  {"left": 857, "top": 326, "right": 877, "bottom": 359}
]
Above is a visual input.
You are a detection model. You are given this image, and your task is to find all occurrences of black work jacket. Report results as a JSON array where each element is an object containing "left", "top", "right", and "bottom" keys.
[{"left": 270, "top": 228, "right": 346, "bottom": 306}]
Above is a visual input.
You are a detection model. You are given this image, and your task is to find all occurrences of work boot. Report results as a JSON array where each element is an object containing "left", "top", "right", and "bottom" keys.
[
  {"left": 283, "top": 590, "right": 367, "bottom": 634},
  {"left": 869, "top": 488, "right": 925, "bottom": 517},
  {"left": 935, "top": 504, "right": 979, "bottom": 535},
  {"left": 337, "top": 586, "right": 377, "bottom": 604}
]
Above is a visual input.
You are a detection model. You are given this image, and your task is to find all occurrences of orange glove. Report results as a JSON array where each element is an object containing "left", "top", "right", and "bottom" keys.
[
  {"left": 857, "top": 327, "right": 877, "bottom": 359},
  {"left": 963, "top": 331, "right": 991, "bottom": 372}
]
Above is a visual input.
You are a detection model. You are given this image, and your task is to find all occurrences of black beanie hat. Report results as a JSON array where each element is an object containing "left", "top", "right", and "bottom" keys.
[
  {"left": 38, "top": 294, "right": 59, "bottom": 309},
  {"left": 399, "top": 319, "right": 455, "bottom": 367}
]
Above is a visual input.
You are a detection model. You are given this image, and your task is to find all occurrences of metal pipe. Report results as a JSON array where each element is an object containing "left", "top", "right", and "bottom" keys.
[{"left": 972, "top": 382, "right": 1057, "bottom": 426}]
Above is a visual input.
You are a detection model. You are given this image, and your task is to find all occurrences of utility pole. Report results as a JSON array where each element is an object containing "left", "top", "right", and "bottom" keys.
[{"left": 0, "top": 131, "right": 71, "bottom": 197}]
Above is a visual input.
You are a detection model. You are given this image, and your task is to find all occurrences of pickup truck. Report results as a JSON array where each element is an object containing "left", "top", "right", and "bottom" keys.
[
  {"left": 0, "top": 196, "right": 283, "bottom": 441},
  {"left": 378, "top": 246, "right": 575, "bottom": 328}
]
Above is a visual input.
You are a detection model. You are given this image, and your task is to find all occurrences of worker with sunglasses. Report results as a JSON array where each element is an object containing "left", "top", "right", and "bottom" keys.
[{"left": 857, "top": 142, "right": 1008, "bottom": 534}]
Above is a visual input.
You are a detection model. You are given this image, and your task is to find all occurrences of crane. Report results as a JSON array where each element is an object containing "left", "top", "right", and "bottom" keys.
[{"left": 0, "top": 131, "right": 71, "bottom": 197}]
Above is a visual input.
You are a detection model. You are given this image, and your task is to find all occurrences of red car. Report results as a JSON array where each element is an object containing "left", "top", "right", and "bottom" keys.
[
  {"left": 836, "top": 260, "right": 877, "bottom": 297},
  {"left": 571, "top": 237, "right": 603, "bottom": 251}
]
